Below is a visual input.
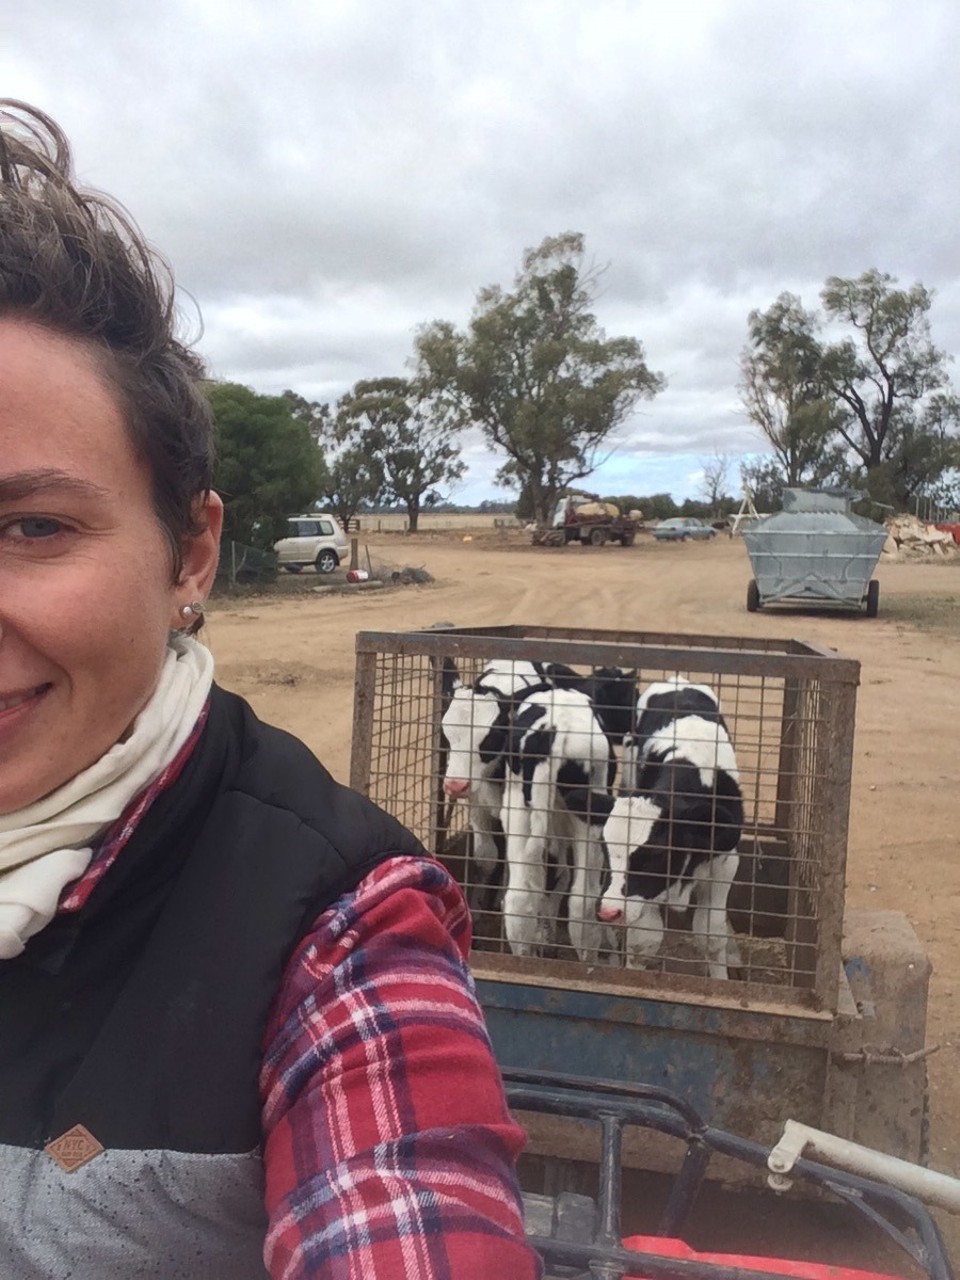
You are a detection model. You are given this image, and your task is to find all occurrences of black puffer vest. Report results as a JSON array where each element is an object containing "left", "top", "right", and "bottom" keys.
[{"left": 0, "top": 685, "right": 423, "bottom": 1279}]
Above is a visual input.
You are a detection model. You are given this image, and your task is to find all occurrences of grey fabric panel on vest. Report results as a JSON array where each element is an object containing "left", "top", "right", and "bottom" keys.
[{"left": 0, "top": 1144, "right": 268, "bottom": 1279}]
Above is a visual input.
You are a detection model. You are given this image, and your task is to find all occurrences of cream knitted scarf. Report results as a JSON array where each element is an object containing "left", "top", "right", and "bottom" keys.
[{"left": 0, "top": 636, "right": 214, "bottom": 959}]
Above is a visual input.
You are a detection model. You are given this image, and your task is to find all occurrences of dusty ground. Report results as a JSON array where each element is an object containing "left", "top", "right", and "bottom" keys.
[{"left": 206, "top": 529, "right": 959, "bottom": 1267}]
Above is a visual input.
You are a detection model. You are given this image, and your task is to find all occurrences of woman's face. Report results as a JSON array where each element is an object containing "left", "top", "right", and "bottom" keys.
[{"left": 0, "top": 319, "right": 221, "bottom": 815}]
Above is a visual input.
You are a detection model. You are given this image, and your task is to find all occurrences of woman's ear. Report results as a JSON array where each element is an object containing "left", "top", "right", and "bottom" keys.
[{"left": 175, "top": 490, "right": 224, "bottom": 608}]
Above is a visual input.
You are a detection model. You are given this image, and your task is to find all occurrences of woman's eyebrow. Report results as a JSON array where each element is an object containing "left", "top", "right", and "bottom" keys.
[{"left": 0, "top": 469, "right": 112, "bottom": 503}]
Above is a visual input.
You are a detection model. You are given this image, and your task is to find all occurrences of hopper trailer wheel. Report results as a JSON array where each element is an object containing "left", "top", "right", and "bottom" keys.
[
  {"left": 865, "top": 579, "right": 880, "bottom": 618},
  {"left": 746, "top": 579, "right": 760, "bottom": 612}
]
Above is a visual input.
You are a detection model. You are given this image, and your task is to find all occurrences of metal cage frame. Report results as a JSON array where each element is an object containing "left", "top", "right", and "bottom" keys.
[{"left": 350, "top": 625, "right": 860, "bottom": 1015}]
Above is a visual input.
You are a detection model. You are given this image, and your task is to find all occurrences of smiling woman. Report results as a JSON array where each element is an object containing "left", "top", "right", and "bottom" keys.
[
  {"left": 0, "top": 102, "right": 537, "bottom": 1280},
  {"left": 0, "top": 322, "right": 220, "bottom": 815}
]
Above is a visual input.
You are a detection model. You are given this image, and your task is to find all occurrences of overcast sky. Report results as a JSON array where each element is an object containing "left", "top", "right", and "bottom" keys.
[{"left": 5, "top": 0, "right": 960, "bottom": 502}]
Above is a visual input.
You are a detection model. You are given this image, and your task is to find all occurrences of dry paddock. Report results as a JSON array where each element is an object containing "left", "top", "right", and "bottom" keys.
[{"left": 205, "top": 526, "right": 960, "bottom": 1267}]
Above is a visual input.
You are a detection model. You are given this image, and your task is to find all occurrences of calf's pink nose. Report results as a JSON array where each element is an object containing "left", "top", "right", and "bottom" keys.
[
  {"left": 596, "top": 904, "right": 623, "bottom": 923},
  {"left": 444, "top": 778, "right": 470, "bottom": 798}
]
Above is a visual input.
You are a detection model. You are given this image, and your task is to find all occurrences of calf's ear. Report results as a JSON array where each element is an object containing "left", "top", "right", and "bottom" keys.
[
  {"left": 675, "top": 798, "right": 741, "bottom": 852},
  {"left": 544, "top": 662, "right": 581, "bottom": 688},
  {"left": 441, "top": 658, "right": 460, "bottom": 699},
  {"left": 561, "top": 785, "right": 615, "bottom": 822}
]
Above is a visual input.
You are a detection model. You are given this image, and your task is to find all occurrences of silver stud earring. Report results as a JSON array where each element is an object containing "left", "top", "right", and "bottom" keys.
[{"left": 180, "top": 600, "right": 204, "bottom": 620}]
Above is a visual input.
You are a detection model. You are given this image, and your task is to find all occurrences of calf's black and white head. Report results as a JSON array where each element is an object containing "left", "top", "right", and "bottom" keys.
[
  {"left": 597, "top": 773, "right": 743, "bottom": 922},
  {"left": 441, "top": 686, "right": 509, "bottom": 797},
  {"left": 440, "top": 659, "right": 552, "bottom": 798},
  {"left": 633, "top": 675, "right": 726, "bottom": 742}
]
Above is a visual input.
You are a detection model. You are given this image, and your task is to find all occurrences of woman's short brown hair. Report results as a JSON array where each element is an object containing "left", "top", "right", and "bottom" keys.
[{"left": 0, "top": 99, "right": 214, "bottom": 580}]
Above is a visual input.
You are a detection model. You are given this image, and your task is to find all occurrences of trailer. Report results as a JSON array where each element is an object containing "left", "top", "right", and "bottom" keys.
[
  {"left": 743, "top": 488, "right": 887, "bottom": 616},
  {"left": 349, "top": 625, "right": 938, "bottom": 1264}
]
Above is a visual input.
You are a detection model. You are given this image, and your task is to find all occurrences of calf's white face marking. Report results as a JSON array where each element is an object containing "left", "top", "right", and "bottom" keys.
[
  {"left": 596, "top": 796, "right": 662, "bottom": 921},
  {"left": 441, "top": 687, "right": 501, "bottom": 795}
]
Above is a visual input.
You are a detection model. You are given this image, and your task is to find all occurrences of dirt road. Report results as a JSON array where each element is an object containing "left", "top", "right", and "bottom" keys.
[{"left": 206, "top": 530, "right": 960, "bottom": 1259}]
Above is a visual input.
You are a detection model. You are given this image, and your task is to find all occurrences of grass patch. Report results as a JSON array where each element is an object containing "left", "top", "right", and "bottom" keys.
[{"left": 879, "top": 592, "right": 960, "bottom": 633}]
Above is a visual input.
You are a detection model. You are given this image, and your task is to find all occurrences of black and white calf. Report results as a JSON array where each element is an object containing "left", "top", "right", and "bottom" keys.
[
  {"left": 619, "top": 675, "right": 726, "bottom": 795},
  {"left": 562, "top": 685, "right": 743, "bottom": 978},
  {"left": 440, "top": 659, "right": 550, "bottom": 898},
  {"left": 499, "top": 686, "right": 614, "bottom": 960},
  {"left": 541, "top": 665, "right": 638, "bottom": 749}
]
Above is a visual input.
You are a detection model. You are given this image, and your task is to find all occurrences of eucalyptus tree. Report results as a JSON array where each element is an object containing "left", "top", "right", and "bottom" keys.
[{"left": 416, "top": 232, "right": 664, "bottom": 524}]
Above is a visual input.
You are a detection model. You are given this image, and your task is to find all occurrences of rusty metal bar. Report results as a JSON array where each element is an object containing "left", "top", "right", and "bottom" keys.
[
  {"left": 783, "top": 678, "right": 820, "bottom": 995},
  {"left": 412, "top": 625, "right": 860, "bottom": 671},
  {"left": 774, "top": 677, "right": 800, "bottom": 838},
  {"left": 428, "top": 655, "right": 451, "bottom": 858},
  {"left": 813, "top": 678, "right": 859, "bottom": 1009},
  {"left": 356, "top": 629, "right": 861, "bottom": 684},
  {"left": 470, "top": 950, "right": 830, "bottom": 1018},
  {"left": 349, "top": 648, "right": 378, "bottom": 794},
  {"left": 437, "top": 623, "right": 794, "bottom": 653}
]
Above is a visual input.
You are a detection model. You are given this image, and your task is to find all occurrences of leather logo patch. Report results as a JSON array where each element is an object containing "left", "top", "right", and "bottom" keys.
[{"left": 44, "top": 1124, "right": 105, "bottom": 1173}]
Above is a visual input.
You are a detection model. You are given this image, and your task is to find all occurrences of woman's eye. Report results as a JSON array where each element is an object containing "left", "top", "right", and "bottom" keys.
[{"left": 5, "top": 517, "right": 65, "bottom": 539}]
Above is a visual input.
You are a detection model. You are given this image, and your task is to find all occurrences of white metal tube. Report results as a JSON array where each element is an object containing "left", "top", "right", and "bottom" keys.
[{"left": 769, "top": 1119, "right": 960, "bottom": 1214}]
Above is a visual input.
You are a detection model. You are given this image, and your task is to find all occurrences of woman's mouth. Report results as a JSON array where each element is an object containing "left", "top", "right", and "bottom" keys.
[{"left": 0, "top": 684, "right": 52, "bottom": 714}]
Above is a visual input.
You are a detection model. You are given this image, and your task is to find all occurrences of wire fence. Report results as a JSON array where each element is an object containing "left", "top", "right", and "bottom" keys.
[{"left": 215, "top": 540, "right": 278, "bottom": 587}]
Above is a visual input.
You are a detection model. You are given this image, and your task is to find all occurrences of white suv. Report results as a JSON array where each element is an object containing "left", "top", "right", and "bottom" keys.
[{"left": 274, "top": 514, "right": 350, "bottom": 574}]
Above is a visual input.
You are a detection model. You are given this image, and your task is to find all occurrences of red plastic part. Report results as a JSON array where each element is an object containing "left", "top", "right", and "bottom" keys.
[{"left": 621, "top": 1234, "right": 905, "bottom": 1280}]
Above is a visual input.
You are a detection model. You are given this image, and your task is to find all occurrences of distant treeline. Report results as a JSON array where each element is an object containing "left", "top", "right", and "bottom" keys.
[
  {"left": 600, "top": 494, "right": 739, "bottom": 521},
  {"left": 364, "top": 494, "right": 739, "bottom": 521}
]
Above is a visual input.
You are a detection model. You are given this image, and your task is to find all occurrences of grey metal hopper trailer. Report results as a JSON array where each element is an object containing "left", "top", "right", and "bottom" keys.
[{"left": 743, "top": 488, "right": 888, "bottom": 617}]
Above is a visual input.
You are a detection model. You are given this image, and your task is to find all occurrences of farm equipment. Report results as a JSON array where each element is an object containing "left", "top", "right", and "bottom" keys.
[
  {"left": 532, "top": 491, "right": 639, "bottom": 547},
  {"left": 515, "top": 1068, "right": 956, "bottom": 1279},
  {"left": 513, "top": 1069, "right": 956, "bottom": 1279},
  {"left": 349, "top": 625, "right": 939, "bottom": 1268},
  {"left": 743, "top": 488, "right": 887, "bottom": 616}
]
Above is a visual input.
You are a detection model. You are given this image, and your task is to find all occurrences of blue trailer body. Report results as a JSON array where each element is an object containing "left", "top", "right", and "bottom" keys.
[
  {"left": 475, "top": 906, "right": 930, "bottom": 1166},
  {"left": 476, "top": 972, "right": 847, "bottom": 1160}
]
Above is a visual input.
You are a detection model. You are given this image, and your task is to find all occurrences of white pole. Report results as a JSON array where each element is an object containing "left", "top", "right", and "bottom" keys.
[{"left": 768, "top": 1119, "right": 960, "bottom": 1213}]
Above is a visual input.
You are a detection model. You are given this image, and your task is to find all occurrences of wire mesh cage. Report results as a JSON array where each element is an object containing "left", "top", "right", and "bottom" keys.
[{"left": 350, "top": 627, "right": 860, "bottom": 1013}]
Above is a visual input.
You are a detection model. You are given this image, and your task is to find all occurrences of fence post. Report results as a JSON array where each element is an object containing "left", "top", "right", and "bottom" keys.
[
  {"left": 350, "top": 648, "right": 378, "bottom": 796},
  {"left": 350, "top": 537, "right": 359, "bottom": 570}
]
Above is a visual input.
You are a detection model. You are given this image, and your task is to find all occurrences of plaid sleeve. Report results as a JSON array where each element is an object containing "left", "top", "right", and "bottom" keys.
[{"left": 260, "top": 855, "right": 542, "bottom": 1280}]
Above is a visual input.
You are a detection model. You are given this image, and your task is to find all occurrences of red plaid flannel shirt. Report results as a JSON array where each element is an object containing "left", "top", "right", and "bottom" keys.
[{"left": 59, "top": 716, "right": 540, "bottom": 1279}]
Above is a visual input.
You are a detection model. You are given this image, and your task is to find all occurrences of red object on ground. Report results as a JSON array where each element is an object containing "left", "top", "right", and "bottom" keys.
[
  {"left": 621, "top": 1234, "right": 904, "bottom": 1280},
  {"left": 934, "top": 522, "right": 960, "bottom": 544}
]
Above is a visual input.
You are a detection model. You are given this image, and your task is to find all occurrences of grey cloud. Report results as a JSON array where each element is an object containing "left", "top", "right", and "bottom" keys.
[{"left": 4, "top": 0, "right": 960, "bottom": 498}]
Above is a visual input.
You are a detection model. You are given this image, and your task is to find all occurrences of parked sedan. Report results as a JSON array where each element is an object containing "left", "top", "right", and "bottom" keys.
[{"left": 651, "top": 517, "right": 718, "bottom": 542}]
